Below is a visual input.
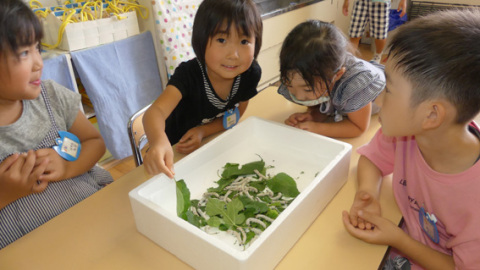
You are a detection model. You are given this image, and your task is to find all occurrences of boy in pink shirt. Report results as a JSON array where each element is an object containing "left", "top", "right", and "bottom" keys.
[{"left": 342, "top": 9, "right": 480, "bottom": 270}]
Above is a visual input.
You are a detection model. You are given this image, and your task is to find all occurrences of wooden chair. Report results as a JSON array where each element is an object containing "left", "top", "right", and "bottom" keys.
[{"left": 127, "top": 104, "right": 151, "bottom": 166}]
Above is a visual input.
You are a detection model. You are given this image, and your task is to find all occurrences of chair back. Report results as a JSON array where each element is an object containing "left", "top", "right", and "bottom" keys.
[
  {"left": 127, "top": 104, "right": 151, "bottom": 166},
  {"left": 71, "top": 32, "right": 162, "bottom": 160}
]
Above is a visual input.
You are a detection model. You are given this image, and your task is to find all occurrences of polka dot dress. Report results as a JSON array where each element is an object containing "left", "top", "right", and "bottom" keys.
[{"left": 152, "top": 0, "right": 201, "bottom": 76}]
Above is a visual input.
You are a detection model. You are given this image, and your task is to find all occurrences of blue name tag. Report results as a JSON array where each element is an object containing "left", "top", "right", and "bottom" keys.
[
  {"left": 223, "top": 106, "right": 240, "bottom": 129},
  {"left": 419, "top": 207, "right": 440, "bottom": 244},
  {"left": 53, "top": 131, "right": 81, "bottom": 161}
]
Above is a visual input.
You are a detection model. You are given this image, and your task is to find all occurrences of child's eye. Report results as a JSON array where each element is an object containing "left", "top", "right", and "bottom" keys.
[
  {"left": 241, "top": 39, "right": 250, "bottom": 45},
  {"left": 216, "top": 38, "right": 226, "bottom": 44},
  {"left": 18, "top": 50, "right": 29, "bottom": 58}
]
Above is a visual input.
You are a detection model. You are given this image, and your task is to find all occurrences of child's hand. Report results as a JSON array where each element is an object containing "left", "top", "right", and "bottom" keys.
[
  {"left": 294, "top": 121, "right": 319, "bottom": 132},
  {"left": 35, "top": 148, "right": 68, "bottom": 182},
  {"left": 176, "top": 126, "right": 205, "bottom": 154},
  {"left": 348, "top": 190, "right": 381, "bottom": 230},
  {"left": 143, "top": 142, "right": 175, "bottom": 178},
  {"left": 0, "top": 151, "right": 49, "bottom": 208},
  {"left": 342, "top": 0, "right": 349, "bottom": 16},
  {"left": 342, "top": 210, "right": 402, "bottom": 246},
  {"left": 285, "top": 112, "right": 313, "bottom": 127},
  {"left": 398, "top": 0, "right": 407, "bottom": 18}
]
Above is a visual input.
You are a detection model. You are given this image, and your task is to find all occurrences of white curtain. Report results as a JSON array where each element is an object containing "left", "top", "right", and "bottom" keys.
[{"left": 152, "top": 0, "right": 202, "bottom": 77}]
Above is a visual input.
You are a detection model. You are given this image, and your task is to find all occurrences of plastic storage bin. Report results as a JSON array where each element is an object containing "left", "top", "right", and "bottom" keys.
[{"left": 129, "top": 117, "right": 352, "bottom": 270}]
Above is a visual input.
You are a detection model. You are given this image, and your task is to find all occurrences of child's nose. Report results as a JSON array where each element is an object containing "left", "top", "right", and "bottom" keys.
[
  {"left": 290, "top": 90, "right": 306, "bottom": 101},
  {"left": 226, "top": 45, "right": 239, "bottom": 59},
  {"left": 33, "top": 50, "right": 43, "bottom": 71}
]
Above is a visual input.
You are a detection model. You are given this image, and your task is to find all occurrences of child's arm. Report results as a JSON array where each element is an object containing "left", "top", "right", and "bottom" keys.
[
  {"left": 0, "top": 151, "right": 49, "bottom": 209},
  {"left": 398, "top": 0, "right": 407, "bottom": 18},
  {"left": 285, "top": 106, "right": 328, "bottom": 127},
  {"left": 143, "top": 85, "right": 183, "bottom": 178},
  {"left": 342, "top": 0, "right": 350, "bottom": 16},
  {"left": 348, "top": 155, "right": 383, "bottom": 229},
  {"left": 342, "top": 210, "right": 455, "bottom": 270},
  {"left": 293, "top": 102, "right": 372, "bottom": 138},
  {"left": 176, "top": 101, "right": 249, "bottom": 154},
  {"left": 344, "top": 154, "right": 455, "bottom": 269},
  {"left": 35, "top": 110, "right": 106, "bottom": 182}
]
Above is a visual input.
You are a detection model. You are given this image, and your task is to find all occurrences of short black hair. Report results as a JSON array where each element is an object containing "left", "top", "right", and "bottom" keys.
[
  {"left": 191, "top": 0, "right": 262, "bottom": 64},
  {"left": 388, "top": 9, "right": 480, "bottom": 123},
  {"left": 0, "top": 0, "right": 43, "bottom": 55},
  {"left": 280, "top": 20, "right": 350, "bottom": 94}
]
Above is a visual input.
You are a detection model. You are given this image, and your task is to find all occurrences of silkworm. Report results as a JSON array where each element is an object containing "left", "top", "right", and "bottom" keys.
[
  {"left": 257, "top": 189, "right": 274, "bottom": 197},
  {"left": 189, "top": 206, "right": 199, "bottom": 216},
  {"left": 222, "top": 190, "right": 233, "bottom": 202},
  {"left": 203, "top": 192, "right": 219, "bottom": 198},
  {"left": 243, "top": 190, "right": 254, "bottom": 200},
  {"left": 255, "top": 214, "right": 275, "bottom": 223},
  {"left": 250, "top": 227, "right": 263, "bottom": 235},
  {"left": 228, "top": 229, "right": 242, "bottom": 245},
  {"left": 246, "top": 218, "right": 267, "bottom": 228},
  {"left": 197, "top": 208, "right": 209, "bottom": 220},
  {"left": 203, "top": 225, "right": 217, "bottom": 235},
  {"left": 225, "top": 185, "right": 242, "bottom": 191},
  {"left": 254, "top": 169, "right": 268, "bottom": 180},
  {"left": 237, "top": 227, "right": 247, "bottom": 245},
  {"left": 198, "top": 197, "right": 207, "bottom": 207},
  {"left": 271, "top": 192, "right": 282, "bottom": 200}
]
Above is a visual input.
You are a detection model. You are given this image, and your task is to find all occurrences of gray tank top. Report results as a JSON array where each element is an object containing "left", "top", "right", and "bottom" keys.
[{"left": 0, "top": 83, "right": 112, "bottom": 249}]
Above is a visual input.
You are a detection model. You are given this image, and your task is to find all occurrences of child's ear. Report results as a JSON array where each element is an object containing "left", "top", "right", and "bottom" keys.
[{"left": 422, "top": 102, "right": 446, "bottom": 130}]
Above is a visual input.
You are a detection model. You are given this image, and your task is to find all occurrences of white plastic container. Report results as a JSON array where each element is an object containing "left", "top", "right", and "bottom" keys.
[{"left": 129, "top": 117, "right": 352, "bottom": 270}]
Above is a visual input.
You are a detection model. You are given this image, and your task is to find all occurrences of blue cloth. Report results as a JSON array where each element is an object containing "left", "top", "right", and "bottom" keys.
[
  {"left": 71, "top": 31, "right": 163, "bottom": 159},
  {"left": 388, "top": 9, "right": 407, "bottom": 32},
  {"left": 41, "top": 54, "right": 77, "bottom": 92}
]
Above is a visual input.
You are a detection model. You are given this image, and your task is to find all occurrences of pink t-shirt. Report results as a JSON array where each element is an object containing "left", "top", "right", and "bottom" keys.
[{"left": 357, "top": 125, "right": 480, "bottom": 269}]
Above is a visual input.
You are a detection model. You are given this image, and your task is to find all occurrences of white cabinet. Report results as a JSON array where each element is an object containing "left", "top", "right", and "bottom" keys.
[{"left": 257, "top": 0, "right": 338, "bottom": 89}]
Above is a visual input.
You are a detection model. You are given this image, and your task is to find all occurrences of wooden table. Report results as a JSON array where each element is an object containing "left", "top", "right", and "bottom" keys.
[{"left": 0, "top": 87, "right": 401, "bottom": 270}]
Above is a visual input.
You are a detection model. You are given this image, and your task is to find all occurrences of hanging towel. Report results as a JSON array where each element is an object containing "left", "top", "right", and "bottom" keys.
[
  {"left": 42, "top": 54, "right": 77, "bottom": 92},
  {"left": 71, "top": 31, "right": 163, "bottom": 160}
]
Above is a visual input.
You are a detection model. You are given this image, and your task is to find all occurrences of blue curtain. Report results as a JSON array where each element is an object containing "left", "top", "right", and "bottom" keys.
[{"left": 71, "top": 31, "right": 163, "bottom": 159}]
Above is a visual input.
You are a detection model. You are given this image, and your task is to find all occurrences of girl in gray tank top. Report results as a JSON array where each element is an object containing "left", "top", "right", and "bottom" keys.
[{"left": 0, "top": 0, "right": 113, "bottom": 249}]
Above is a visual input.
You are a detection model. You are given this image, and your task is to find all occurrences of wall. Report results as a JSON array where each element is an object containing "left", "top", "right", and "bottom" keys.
[
  {"left": 257, "top": 0, "right": 338, "bottom": 89},
  {"left": 412, "top": 0, "right": 478, "bottom": 4}
]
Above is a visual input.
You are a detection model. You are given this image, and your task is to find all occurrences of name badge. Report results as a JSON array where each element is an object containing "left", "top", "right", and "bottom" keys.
[
  {"left": 53, "top": 131, "right": 81, "bottom": 161},
  {"left": 223, "top": 106, "right": 240, "bottom": 129},
  {"left": 419, "top": 207, "right": 439, "bottom": 244}
]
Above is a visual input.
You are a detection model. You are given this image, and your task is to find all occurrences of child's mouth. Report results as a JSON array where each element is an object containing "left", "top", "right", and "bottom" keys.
[{"left": 31, "top": 79, "right": 41, "bottom": 86}]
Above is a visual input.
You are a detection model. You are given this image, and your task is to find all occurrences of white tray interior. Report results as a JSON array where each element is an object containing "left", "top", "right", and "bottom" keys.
[{"left": 129, "top": 116, "right": 352, "bottom": 270}]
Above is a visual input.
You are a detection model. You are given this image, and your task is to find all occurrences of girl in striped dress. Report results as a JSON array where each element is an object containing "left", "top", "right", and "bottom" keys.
[
  {"left": 0, "top": 0, "right": 113, "bottom": 249},
  {"left": 278, "top": 20, "right": 385, "bottom": 138}
]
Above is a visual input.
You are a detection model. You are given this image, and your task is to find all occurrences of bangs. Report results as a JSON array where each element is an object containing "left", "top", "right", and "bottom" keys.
[
  {"left": 0, "top": 1, "right": 43, "bottom": 53},
  {"left": 192, "top": 0, "right": 262, "bottom": 63},
  {"left": 15, "top": 22, "right": 43, "bottom": 48},
  {"left": 211, "top": 8, "right": 257, "bottom": 39}
]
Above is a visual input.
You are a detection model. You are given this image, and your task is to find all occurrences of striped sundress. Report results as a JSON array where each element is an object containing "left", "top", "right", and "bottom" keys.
[{"left": 0, "top": 84, "right": 113, "bottom": 249}]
